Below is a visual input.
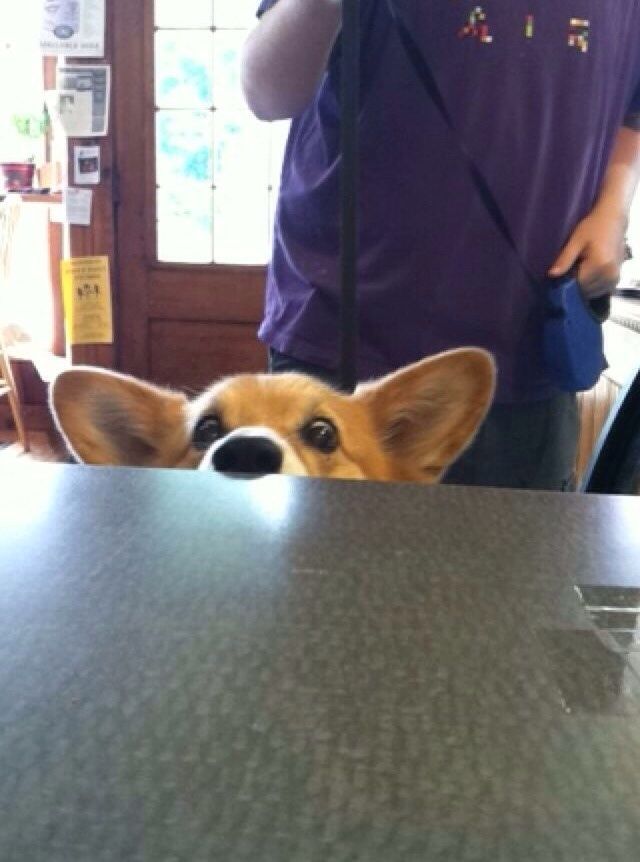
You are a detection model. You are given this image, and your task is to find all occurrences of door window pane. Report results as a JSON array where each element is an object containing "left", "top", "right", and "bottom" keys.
[
  {"left": 214, "top": 186, "right": 270, "bottom": 265},
  {"left": 155, "top": 31, "right": 214, "bottom": 109},
  {"left": 213, "top": 112, "right": 269, "bottom": 189},
  {"left": 214, "top": 1, "right": 256, "bottom": 29},
  {"left": 156, "top": 110, "right": 213, "bottom": 187},
  {"left": 154, "top": 2, "right": 288, "bottom": 265},
  {"left": 212, "top": 31, "right": 247, "bottom": 110},
  {"left": 157, "top": 188, "right": 214, "bottom": 264},
  {"left": 154, "top": 0, "right": 214, "bottom": 29}
]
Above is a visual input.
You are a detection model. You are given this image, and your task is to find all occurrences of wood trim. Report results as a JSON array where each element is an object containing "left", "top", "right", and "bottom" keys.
[
  {"left": 0, "top": 194, "right": 61, "bottom": 204},
  {"left": 148, "top": 267, "right": 265, "bottom": 322},
  {"left": 18, "top": 193, "right": 63, "bottom": 204},
  {"left": 149, "top": 319, "right": 267, "bottom": 388},
  {"left": 47, "top": 217, "right": 66, "bottom": 356},
  {"left": 112, "top": 0, "right": 150, "bottom": 377},
  {"left": 143, "top": 0, "right": 157, "bottom": 268}
]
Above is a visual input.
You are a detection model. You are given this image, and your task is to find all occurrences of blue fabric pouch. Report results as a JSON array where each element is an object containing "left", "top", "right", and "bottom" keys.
[{"left": 543, "top": 276, "right": 608, "bottom": 392}]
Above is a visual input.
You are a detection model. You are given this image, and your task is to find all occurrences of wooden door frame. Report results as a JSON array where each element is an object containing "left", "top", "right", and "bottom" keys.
[{"left": 112, "top": 0, "right": 267, "bottom": 381}]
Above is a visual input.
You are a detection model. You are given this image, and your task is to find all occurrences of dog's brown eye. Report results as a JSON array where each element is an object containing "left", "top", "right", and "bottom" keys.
[
  {"left": 300, "top": 418, "right": 339, "bottom": 454},
  {"left": 192, "top": 415, "right": 223, "bottom": 450}
]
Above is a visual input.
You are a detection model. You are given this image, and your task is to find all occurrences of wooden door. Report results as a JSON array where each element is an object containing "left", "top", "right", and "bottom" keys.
[{"left": 112, "top": 0, "right": 282, "bottom": 390}]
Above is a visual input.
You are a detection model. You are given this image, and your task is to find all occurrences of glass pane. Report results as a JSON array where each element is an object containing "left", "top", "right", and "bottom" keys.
[
  {"left": 213, "top": 111, "right": 269, "bottom": 189},
  {"left": 214, "top": 186, "right": 270, "bottom": 265},
  {"left": 156, "top": 110, "right": 213, "bottom": 186},
  {"left": 212, "top": 30, "right": 246, "bottom": 110},
  {"left": 155, "top": 0, "right": 213, "bottom": 28},
  {"left": 214, "top": 0, "right": 256, "bottom": 29},
  {"left": 153, "top": 1, "right": 281, "bottom": 265},
  {"left": 157, "top": 187, "right": 213, "bottom": 264},
  {"left": 155, "top": 30, "right": 214, "bottom": 109}
]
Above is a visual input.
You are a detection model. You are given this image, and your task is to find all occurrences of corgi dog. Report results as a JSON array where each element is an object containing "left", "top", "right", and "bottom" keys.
[{"left": 50, "top": 348, "right": 495, "bottom": 483}]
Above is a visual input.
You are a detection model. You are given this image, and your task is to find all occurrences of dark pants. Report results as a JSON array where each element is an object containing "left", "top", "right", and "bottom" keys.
[
  {"left": 268, "top": 348, "right": 579, "bottom": 491},
  {"left": 268, "top": 348, "right": 339, "bottom": 387}
]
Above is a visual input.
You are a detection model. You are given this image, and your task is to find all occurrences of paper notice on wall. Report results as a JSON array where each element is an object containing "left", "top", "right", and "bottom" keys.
[
  {"left": 60, "top": 256, "right": 113, "bottom": 345},
  {"left": 74, "top": 145, "right": 100, "bottom": 184},
  {"left": 40, "top": 0, "right": 105, "bottom": 58},
  {"left": 49, "top": 65, "right": 110, "bottom": 137},
  {"left": 50, "top": 188, "right": 93, "bottom": 225},
  {"left": 67, "top": 187, "right": 93, "bottom": 225}
]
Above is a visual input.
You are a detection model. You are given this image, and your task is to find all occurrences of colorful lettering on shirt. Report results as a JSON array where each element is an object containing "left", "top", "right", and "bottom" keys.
[
  {"left": 457, "top": 10, "right": 591, "bottom": 52},
  {"left": 458, "top": 7, "right": 493, "bottom": 44},
  {"left": 568, "top": 18, "right": 590, "bottom": 53},
  {"left": 525, "top": 14, "right": 535, "bottom": 39}
]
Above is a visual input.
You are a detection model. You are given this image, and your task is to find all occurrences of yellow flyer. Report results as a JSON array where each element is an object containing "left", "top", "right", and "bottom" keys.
[{"left": 60, "top": 256, "right": 113, "bottom": 345}]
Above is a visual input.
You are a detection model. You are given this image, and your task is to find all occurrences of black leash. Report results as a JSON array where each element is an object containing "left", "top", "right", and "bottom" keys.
[{"left": 339, "top": 0, "right": 360, "bottom": 392}]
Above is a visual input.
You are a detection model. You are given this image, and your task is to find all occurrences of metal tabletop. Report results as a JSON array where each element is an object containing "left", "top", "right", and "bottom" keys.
[{"left": 1, "top": 463, "right": 640, "bottom": 861}]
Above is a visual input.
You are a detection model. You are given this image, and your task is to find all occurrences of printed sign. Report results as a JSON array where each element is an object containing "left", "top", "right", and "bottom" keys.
[
  {"left": 60, "top": 255, "right": 113, "bottom": 345},
  {"left": 40, "top": 0, "right": 105, "bottom": 58}
]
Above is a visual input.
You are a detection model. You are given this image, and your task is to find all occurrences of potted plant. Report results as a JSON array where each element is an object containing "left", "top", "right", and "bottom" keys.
[{"left": 0, "top": 110, "right": 49, "bottom": 192}]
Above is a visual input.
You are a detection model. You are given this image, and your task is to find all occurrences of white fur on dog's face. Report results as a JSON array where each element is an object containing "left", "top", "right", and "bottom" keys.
[
  {"left": 198, "top": 426, "right": 308, "bottom": 476},
  {"left": 50, "top": 349, "right": 496, "bottom": 483}
]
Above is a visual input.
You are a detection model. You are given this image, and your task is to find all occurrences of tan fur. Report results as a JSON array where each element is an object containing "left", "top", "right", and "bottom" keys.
[{"left": 50, "top": 349, "right": 496, "bottom": 483}]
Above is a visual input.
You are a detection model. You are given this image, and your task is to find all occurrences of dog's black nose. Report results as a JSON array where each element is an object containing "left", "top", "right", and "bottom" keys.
[{"left": 212, "top": 435, "right": 283, "bottom": 476}]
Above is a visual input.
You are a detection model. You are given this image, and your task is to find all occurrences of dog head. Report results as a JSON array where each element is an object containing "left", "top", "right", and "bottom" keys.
[{"left": 50, "top": 349, "right": 495, "bottom": 483}]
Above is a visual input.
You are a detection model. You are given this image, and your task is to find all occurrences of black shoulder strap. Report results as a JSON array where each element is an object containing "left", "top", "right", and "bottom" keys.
[
  {"left": 386, "top": 0, "right": 538, "bottom": 287},
  {"left": 338, "top": 0, "right": 541, "bottom": 391}
]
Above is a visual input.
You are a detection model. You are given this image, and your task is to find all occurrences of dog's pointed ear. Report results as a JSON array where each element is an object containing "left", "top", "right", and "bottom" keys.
[
  {"left": 50, "top": 367, "right": 189, "bottom": 466},
  {"left": 355, "top": 349, "right": 495, "bottom": 482}
]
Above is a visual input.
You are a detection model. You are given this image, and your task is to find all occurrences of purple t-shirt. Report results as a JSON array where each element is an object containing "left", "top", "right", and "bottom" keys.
[{"left": 256, "top": 0, "right": 640, "bottom": 401}]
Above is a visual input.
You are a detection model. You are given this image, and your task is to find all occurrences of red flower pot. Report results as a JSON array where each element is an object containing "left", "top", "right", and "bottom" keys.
[{"left": 0, "top": 162, "right": 36, "bottom": 192}]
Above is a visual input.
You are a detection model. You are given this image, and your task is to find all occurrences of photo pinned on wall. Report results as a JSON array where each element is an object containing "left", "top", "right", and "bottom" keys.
[{"left": 74, "top": 145, "right": 101, "bottom": 185}]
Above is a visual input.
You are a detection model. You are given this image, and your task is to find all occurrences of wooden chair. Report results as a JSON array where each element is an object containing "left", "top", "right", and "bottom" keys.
[{"left": 0, "top": 195, "right": 29, "bottom": 452}]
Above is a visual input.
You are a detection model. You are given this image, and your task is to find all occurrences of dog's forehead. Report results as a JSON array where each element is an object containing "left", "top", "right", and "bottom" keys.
[{"left": 193, "top": 373, "right": 337, "bottom": 426}]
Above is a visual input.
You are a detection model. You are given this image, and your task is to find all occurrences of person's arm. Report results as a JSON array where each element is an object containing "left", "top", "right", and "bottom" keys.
[
  {"left": 242, "top": 0, "right": 342, "bottom": 121},
  {"left": 549, "top": 125, "right": 640, "bottom": 296}
]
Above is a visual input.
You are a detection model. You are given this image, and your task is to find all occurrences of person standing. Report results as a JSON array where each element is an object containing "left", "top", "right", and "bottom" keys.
[{"left": 242, "top": 1, "right": 640, "bottom": 489}]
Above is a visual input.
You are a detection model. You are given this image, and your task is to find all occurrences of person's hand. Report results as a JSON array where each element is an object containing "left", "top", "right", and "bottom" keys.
[{"left": 548, "top": 203, "right": 628, "bottom": 298}]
